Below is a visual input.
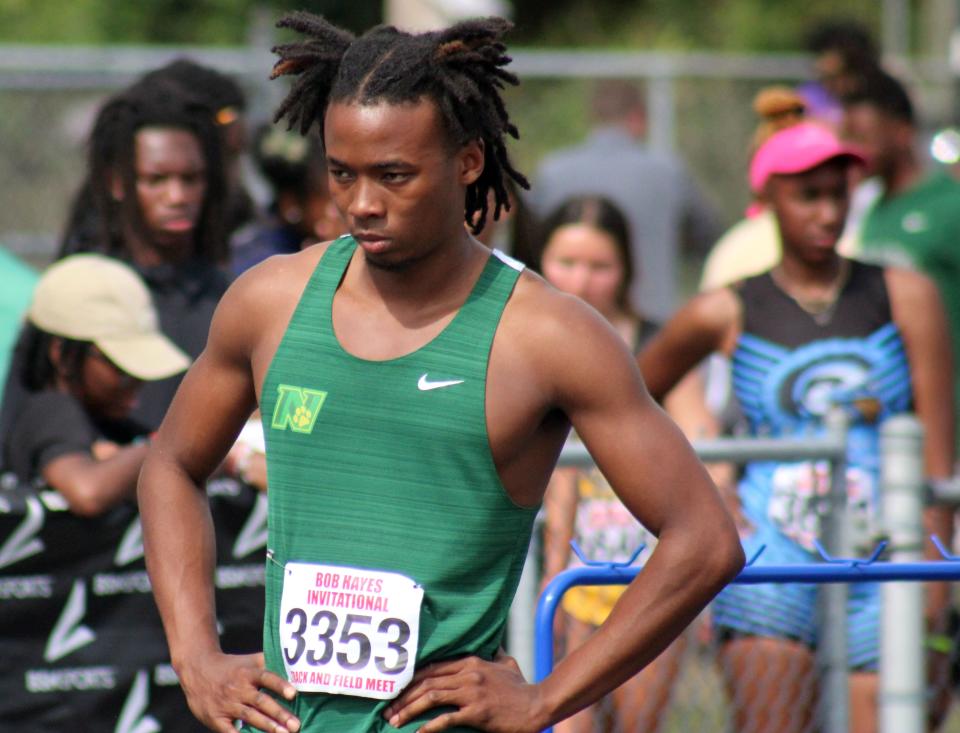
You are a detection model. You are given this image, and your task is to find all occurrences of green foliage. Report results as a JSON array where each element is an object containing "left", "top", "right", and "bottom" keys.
[
  {"left": 511, "top": 0, "right": 881, "bottom": 51},
  {"left": 0, "top": 0, "right": 380, "bottom": 44},
  {"left": 0, "top": 0, "right": 889, "bottom": 50}
]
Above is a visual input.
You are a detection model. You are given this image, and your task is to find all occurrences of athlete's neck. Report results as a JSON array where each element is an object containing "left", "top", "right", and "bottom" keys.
[
  {"left": 355, "top": 230, "right": 486, "bottom": 306},
  {"left": 771, "top": 253, "right": 850, "bottom": 319},
  {"left": 124, "top": 227, "right": 194, "bottom": 269},
  {"left": 775, "top": 251, "right": 843, "bottom": 289}
]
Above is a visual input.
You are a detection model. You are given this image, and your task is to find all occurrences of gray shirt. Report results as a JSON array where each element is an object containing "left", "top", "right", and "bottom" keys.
[{"left": 530, "top": 126, "right": 720, "bottom": 320}]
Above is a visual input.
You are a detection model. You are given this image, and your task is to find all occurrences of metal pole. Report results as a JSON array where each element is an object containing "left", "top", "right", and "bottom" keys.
[
  {"left": 818, "top": 408, "right": 850, "bottom": 733},
  {"left": 880, "top": 415, "right": 926, "bottom": 733},
  {"left": 883, "top": 0, "right": 912, "bottom": 60},
  {"left": 646, "top": 76, "right": 676, "bottom": 153},
  {"left": 508, "top": 517, "right": 540, "bottom": 680}
]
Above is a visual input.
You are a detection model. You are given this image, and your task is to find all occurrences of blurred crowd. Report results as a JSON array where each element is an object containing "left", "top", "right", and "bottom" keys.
[{"left": 2, "top": 15, "right": 960, "bottom": 733}]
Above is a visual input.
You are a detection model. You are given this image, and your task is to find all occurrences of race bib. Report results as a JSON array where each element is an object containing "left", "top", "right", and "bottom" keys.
[{"left": 279, "top": 563, "right": 424, "bottom": 699}]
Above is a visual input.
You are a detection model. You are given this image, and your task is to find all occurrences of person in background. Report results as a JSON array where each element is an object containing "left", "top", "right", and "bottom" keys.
[
  {"left": 142, "top": 58, "right": 256, "bottom": 237},
  {"left": 2, "top": 254, "right": 188, "bottom": 515},
  {"left": 845, "top": 68, "right": 960, "bottom": 454},
  {"left": 530, "top": 79, "right": 721, "bottom": 321},
  {"left": 538, "top": 196, "right": 694, "bottom": 733},
  {"left": 640, "top": 109, "right": 954, "bottom": 733},
  {"left": 800, "top": 19, "right": 881, "bottom": 130},
  {"left": 700, "top": 87, "right": 862, "bottom": 292},
  {"left": 52, "top": 77, "right": 230, "bottom": 432},
  {"left": 230, "top": 124, "right": 343, "bottom": 276}
]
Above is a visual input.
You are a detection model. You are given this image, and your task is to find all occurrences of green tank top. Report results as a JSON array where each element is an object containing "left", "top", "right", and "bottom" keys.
[{"left": 256, "top": 236, "right": 537, "bottom": 732}]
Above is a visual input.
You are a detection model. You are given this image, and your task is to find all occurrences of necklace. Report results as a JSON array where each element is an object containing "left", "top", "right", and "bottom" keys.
[{"left": 770, "top": 258, "right": 851, "bottom": 326}]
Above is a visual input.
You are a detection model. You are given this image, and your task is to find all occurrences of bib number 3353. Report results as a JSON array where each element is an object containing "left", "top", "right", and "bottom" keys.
[{"left": 279, "top": 562, "right": 424, "bottom": 699}]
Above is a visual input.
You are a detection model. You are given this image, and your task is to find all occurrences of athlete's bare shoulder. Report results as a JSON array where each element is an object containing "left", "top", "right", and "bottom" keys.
[
  {"left": 496, "top": 269, "right": 640, "bottom": 405},
  {"left": 205, "top": 240, "right": 339, "bottom": 364}
]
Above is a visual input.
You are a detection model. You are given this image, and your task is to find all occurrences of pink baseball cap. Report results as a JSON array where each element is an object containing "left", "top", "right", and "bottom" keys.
[{"left": 748, "top": 122, "right": 865, "bottom": 193}]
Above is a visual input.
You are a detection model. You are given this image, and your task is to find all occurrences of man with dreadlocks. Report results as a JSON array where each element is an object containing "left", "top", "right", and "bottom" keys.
[
  {"left": 138, "top": 13, "right": 744, "bottom": 733},
  {"left": 59, "top": 77, "right": 231, "bottom": 431}
]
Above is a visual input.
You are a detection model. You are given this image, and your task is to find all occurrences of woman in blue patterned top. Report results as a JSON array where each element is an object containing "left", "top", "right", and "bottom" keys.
[{"left": 638, "top": 94, "right": 955, "bottom": 733}]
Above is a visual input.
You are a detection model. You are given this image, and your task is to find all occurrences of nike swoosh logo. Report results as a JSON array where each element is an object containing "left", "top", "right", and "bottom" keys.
[{"left": 418, "top": 374, "right": 465, "bottom": 391}]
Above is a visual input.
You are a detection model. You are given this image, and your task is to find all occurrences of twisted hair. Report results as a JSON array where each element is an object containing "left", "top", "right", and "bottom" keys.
[
  {"left": 270, "top": 12, "right": 528, "bottom": 234},
  {"left": 61, "top": 77, "right": 227, "bottom": 263}
]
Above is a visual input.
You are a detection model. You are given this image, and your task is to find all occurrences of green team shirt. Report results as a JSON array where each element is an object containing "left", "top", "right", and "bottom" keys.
[
  {"left": 859, "top": 171, "right": 960, "bottom": 437},
  {"left": 252, "top": 237, "right": 538, "bottom": 732}
]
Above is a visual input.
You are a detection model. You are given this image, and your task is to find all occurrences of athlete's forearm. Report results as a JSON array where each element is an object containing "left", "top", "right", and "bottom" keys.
[
  {"left": 535, "top": 522, "right": 743, "bottom": 725},
  {"left": 138, "top": 449, "right": 222, "bottom": 667}
]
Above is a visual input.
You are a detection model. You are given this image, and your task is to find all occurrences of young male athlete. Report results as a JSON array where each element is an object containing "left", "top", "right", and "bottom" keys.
[{"left": 138, "top": 13, "right": 744, "bottom": 733}]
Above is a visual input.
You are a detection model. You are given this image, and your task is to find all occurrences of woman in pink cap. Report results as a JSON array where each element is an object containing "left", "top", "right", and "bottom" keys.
[{"left": 638, "top": 99, "right": 955, "bottom": 732}]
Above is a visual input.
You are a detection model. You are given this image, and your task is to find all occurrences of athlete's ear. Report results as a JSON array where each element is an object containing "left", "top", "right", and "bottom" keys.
[{"left": 457, "top": 138, "right": 485, "bottom": 186}]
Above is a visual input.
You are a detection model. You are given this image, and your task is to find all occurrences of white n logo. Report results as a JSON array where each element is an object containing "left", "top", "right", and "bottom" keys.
[
  {"left": 114, "top": 670, "right": 161, "bottom": 733},
  {"left": 0, "top": 496, "right": 45, "bottom": 569},
  {"left": 232, "top": 494, "right": 268, "bottom": 559},
  {"left": 115, "top": 518, "right": 144, "bottom": 566},
  {"left": 45, "top": 579, "right": 96, "bottom": 662}
]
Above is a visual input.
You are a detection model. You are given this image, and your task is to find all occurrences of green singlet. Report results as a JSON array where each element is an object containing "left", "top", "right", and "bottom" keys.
[{"left": 251, "top": 236, "right": 538, "bottom": 732}]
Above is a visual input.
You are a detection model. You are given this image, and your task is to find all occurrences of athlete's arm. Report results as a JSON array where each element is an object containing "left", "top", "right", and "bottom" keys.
[
  {"left": 532, "top": 294, "right": 745, "bottom": 727},
  {"left": 385, "top": 289, "right": 745, "bottom": 732},
  {"left": 885, "top": 266, "right": 956, "bottom": 626},
  {"left": 138, "top": 264, "right": 301, "bottom": 733},
  {"left": 637, "top": 287, "right": 740, "bottom": 402}
]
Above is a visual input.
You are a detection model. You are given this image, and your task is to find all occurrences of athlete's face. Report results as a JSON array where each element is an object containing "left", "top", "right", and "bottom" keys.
[
  {"left": 131, "top": 127, "right": 207, "bottom": 252},
  {"left": 541, "top": 223, "right": 625, "bottom": 318},
  {"left": 765, "top": 159, "right": 850, "bottom": 265},
  {"left": 324, "top": 99, "right": 484, "bottom": 269}
]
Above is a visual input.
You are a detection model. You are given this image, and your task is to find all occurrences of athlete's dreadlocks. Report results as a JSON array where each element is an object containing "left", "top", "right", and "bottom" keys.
[
  {"left": 270, "top": 12, "right": 528, "bottom": 234},
  {"left": 61, "top": 77, "right": 227, "bottom": 263}
]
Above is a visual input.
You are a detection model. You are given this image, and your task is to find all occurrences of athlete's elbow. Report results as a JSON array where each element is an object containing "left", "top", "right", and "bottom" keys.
[{"left": 708, "top": 522, "right": 746, "bottom": 588}]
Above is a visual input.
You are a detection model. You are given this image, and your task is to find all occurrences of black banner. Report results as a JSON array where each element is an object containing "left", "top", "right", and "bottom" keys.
[{"left": 0, "top": 476, "right": 266, "bottom": 732}]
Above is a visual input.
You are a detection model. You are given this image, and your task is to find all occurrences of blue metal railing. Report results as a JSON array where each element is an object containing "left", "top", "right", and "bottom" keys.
[{"left": 533, "top": 537, "right": 960, "bottom": 733}]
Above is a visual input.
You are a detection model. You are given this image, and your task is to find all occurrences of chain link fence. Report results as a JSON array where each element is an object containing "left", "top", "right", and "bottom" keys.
[{"left": 2, "top": 45, "right": 956, "bottom": 276}]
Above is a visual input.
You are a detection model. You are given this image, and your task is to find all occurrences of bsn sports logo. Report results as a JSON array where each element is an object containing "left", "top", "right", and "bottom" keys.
[
  {"left": 232, "top": 494, "right": 268, "bottom": 559},
  {"left": 115, "top": 670, "right": 161, "bottom": 733},
  {"left": 45, "top": 579, "right": 96, "bottom": 663},
  {"left": 115, "top": 517, "right": 145, "bottom": 566},
  {"left": 0, "top": 495, "right": 45, "bottom": 570}
]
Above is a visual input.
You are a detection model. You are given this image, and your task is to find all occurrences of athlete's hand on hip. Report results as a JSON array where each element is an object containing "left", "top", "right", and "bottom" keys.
[
  {"left": 177, "top": 650, "right": 300, "bottom": 733},
  {"left": 383, "top": 651, "right": 547, "bottom": 732}
]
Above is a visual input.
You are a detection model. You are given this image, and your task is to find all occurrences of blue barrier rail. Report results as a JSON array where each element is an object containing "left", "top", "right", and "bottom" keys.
[{"left": 533, "top": 536, "right": 960, "bottom": 733}]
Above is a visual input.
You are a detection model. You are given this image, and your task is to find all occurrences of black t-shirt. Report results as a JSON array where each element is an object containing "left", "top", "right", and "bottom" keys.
[
  {"left": 130, "top": 258, "right": 230, "bottom": 430},
  {"left": 3, "top": 391, "right": 144, "bottom": 485}
]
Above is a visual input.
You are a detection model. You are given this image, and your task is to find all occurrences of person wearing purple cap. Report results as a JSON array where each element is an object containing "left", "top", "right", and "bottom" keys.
[{"left": 638, "top": 108, "right": 955, "bottom": 731}]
